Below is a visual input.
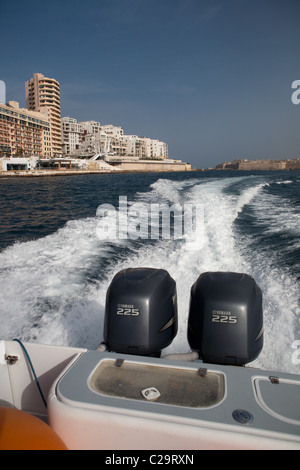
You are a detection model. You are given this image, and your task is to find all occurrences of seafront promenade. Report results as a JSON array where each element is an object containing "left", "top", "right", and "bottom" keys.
[
  {"left": 0, "top": 166, "right": 192, "bottom": 178},
  {"left": 0, "top": 169, "right": 116, "bottom": 178},
  {"left": 0, "top": 156, "right": 192, "bottom": 176}
]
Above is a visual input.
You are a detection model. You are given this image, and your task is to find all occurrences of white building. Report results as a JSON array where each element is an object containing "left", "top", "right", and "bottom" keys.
[
  {"left": 61, "top": 116, "right": 168, "bottom": 160},
  {"left": 79, "top": 121, "right": 102, "bottom": 135},
  {"left": 120, "top": 135, "right": 141, "bottom": 158},
  {"left": 151, "top": 139, "right": 168, "bottom": 159},
  {"left": 99, "top": 124, "right": 123, "bottom": 137},
  {"left": 0, "top": 156, "right": 39, "bottom": 171},
  {"left": 118, "top": 135, "right": 167, "bottom": 160},
  {"left": 77, "top": 131, "right": 112, "bottom": 158},
  {"left": 61, "top": 117, "right": 83, "bottom": 155}
]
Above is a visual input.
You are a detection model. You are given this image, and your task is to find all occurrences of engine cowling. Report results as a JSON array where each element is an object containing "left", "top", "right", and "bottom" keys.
[
  {"left": 188, "top": 272, "right": 263, "bottom": 366},
  {"left": 104, "top": 267, "right": 178, "bottom": 357}
]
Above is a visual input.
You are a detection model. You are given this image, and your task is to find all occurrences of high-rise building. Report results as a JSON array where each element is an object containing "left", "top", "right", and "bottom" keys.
[{"left": 25, "top": 73, "right": 62, "bottom": 156}]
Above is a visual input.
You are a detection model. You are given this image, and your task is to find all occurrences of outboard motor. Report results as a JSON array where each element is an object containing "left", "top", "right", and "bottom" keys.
[
  {"left": 104, "top": 268, "right": 178, "bottom": 356},
  {"left": 188, "top": 272, "right": 263, "bottom": 366}
]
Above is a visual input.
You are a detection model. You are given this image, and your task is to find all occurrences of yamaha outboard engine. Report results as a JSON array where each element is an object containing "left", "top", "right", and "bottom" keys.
[
  {"left": 188, "top": 272, "right": 263, "bottom": 366},
  {"left": 104, "top": 268, "right": 178, "bottom": 356}
]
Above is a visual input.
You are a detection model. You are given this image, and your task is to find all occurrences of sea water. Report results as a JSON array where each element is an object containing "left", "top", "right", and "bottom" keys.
[{"left": 0, "top": 170, "right": 299, "bottom": 374}]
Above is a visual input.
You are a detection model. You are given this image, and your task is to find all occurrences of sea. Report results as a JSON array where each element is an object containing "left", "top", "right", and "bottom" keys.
[{"left": 0, "top": 170, "right": 299, "bottom": 375}]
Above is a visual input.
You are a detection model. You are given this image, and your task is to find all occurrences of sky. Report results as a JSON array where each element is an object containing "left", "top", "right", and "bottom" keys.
[{"left": 1, "top": 0, "right": 300, "bottom": 169}]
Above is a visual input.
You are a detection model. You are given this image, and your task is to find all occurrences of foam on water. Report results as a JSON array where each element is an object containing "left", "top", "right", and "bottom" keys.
[{"left": 0, "top": 175, "right": 299, "bottom": 375}]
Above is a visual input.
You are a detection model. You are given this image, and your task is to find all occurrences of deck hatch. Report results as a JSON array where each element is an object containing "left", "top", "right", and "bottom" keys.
[{"left": 89, "top": 359, "right": 225, "bottom": 408}]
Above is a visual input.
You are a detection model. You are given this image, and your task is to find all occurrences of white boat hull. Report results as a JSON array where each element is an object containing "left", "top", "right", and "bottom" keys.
[{"left": 1, "top": 340, "right": 300, "bottom": 450}]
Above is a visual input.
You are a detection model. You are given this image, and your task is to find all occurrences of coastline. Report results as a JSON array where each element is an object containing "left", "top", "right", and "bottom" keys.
[
  {"left": 0, "top": 168, "right": 195, "bottom": 178},
  {"left": 1, "top": 167, "right": 299, "bottom": 179}
]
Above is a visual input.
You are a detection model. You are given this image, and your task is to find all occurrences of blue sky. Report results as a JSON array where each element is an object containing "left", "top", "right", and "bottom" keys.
[{"left": 1, "top": 0, "right": 299, "bottom": 168}]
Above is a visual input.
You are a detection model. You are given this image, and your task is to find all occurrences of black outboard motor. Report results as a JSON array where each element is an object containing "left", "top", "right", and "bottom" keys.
[
  {"left": 104, "top": 267, "right": 178, "bottom": 356},
  {"left": 188, "top": 272, "right": 263, "bottom": 366}
]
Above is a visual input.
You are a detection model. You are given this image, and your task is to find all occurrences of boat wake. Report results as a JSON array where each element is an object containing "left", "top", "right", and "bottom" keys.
[{"left": 0, "top": 175, "right": 299, "bottom": 375}]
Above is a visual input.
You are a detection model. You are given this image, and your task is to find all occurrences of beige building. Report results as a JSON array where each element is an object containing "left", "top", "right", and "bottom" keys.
[
  {"left": 0, "top": 101, "right": 51, "bottom": 157},
  {"left": 25, "top": 73, "right": 62, "bottom": 156}
]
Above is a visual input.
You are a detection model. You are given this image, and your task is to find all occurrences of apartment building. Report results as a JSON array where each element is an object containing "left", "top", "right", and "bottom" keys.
[
  {"left": 76, "top": 121, "right": 103, "bottom": 156},
  {"left": 25, "top": 73, "right": 62, "bottom": 156},
  {"left": 120, "top": 135, "right": 168, "bottom": 160},
  {"left": 0, "top": 101, "right": 51, "bottom": 157},
  {"left": 62, "top": 119, "right": 127, "bottom": 157},
  {"left": 61, "top": 116, "right": 168, "bottom": 160},
  {"left": 151, "top": 139, "right": 168, "bottom": 159},
  {"left": 78, "top": 126, "right": 126, "bottom": 157},
  {"left": 99, "top": 125, "right": 126, "bottom": 156},
  {"left": 61, "top": 117, "right": 83, "bottom": 155},
  {"left": 100, "top": 124, "right": 123, "bottom": 137},
  {"left": 79, "top": 120, "right": 102, "bottom": 135}
]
